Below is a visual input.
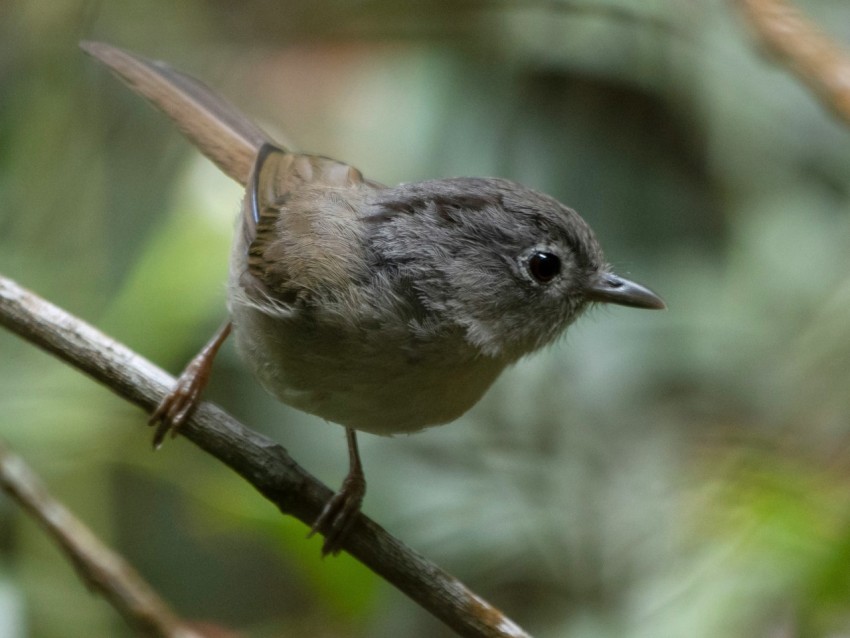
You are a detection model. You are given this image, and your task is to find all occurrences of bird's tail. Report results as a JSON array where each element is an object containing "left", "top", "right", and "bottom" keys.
[{"left": 80, "top": 41, "right": 276, "bottom": 186}]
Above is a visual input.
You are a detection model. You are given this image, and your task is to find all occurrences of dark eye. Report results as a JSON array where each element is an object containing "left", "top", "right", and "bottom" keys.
[{"left": 527, "top": 252, "right": 561, "bottom": 283}]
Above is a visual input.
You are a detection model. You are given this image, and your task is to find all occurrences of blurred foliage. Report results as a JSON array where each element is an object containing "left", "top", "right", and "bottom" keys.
[{"left": 3, "top": 0, "right": 850, "bottom": 636}]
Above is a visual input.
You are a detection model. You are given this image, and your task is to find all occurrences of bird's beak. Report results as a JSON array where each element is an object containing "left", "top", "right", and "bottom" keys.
[{"left": 584, "top": 272, "right": 666, "bottom": 310}]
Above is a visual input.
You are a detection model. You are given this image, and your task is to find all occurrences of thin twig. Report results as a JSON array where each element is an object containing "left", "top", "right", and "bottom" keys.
[
  {"left": 0, "top": 440, "right": 205, "bottom": 638},
  {"left": 0, "top": 273, "right": 531, "bottom": 638},
  {"left": 734, "top": 0, "right": 850, "bottom": 125}
]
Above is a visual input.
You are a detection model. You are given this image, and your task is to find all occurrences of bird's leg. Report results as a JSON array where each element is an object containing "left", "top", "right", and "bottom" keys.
[
  {"left": 149, "top": 321, "right": 232, "bottom": 448},
  {"left": 309, "top": 427, "right": 367, "bottom": 556}
]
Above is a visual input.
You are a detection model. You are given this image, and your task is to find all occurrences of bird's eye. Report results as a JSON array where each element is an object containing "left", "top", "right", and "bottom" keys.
[{"left": 527, "top": 252, "right": 561, "bottom": 283}]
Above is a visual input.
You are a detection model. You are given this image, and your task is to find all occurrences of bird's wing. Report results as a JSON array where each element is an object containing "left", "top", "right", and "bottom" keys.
[{"left": 242, "top": 143, "right": 372, "bottom": 303}]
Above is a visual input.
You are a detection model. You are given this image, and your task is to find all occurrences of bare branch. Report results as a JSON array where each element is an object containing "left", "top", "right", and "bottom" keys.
[
  {"left": 0, "top": 440, "right": 206, "bottom": 637},
  {"left": 0, "top": 273, "right": 531, "bottom": 638},
  {"left": 734, "top": 0, "right": 850, "bottom": 125}
]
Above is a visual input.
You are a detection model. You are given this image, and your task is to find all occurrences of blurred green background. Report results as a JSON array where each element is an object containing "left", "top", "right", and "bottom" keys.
[{"left": 3, "top": 0, "right": 850, "bottom": 636}]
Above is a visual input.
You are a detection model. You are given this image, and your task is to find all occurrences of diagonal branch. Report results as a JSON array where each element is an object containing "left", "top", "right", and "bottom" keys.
[{"left": 0, "top": 273, "right": 530, "bottom": 638}]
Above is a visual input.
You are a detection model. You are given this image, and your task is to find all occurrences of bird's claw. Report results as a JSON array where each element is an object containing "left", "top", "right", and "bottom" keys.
[
  {"left": 148, "top": 358, "right": 207, "bottom": 448},
  {"left": 308, "top": 473, "right": 366, "bottom": 557}
]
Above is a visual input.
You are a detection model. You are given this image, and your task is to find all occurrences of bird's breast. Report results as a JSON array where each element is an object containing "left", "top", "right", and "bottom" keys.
[{"left": 227, "top": 299, "right": 506, "bottom": 435}]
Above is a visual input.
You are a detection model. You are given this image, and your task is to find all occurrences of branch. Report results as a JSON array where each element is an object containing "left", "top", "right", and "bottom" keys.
[
  {"left": 0, "top": 273, "right": 531, "bottom": 638},
  {"left": 734, "top": 0, "right": 850, "bottom": 126},
  {"left": 0, "top": 440, "right": 208, "bottom": 638}
]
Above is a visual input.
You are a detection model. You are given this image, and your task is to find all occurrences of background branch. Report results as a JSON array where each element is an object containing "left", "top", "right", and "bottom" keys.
[
  {"left": 0, "top": 273, "right": 530, "bottom": 638},
  {"left": 0, "top": 440, "right": 206, "bottom": 638},
  {"left": 735, "top": 0, "right": 850, "bottom": 125}
]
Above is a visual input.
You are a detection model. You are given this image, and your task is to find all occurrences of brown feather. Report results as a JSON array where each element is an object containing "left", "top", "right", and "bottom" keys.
[{"left": 80, "top": 41, "right": 273, "bottom": 186}]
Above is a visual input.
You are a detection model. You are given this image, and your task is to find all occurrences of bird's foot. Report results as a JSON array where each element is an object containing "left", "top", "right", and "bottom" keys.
[
  {"left": 308, "top": 471, "right": 366, "bottom": 557},
  {"left": 149, "top": 356, "right": 208, "bottom": 448},
  {"left": 148, "top": 322, "right": 232, "bottom": 448}
]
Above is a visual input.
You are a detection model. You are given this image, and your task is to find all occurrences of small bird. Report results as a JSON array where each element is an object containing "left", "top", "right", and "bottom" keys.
[{"left": 81, "top": 41, "right": 665, "bottom": 556}]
